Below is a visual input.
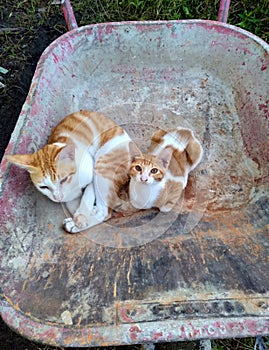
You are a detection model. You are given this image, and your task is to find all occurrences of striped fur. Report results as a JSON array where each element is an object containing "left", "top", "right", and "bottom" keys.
[
  {"left": 7, "top": 110, "right": 139, "bottom": 233},
  {"left": 7, "top": 111, "right": 203, "bottom": 231},
  {"left": 128, "top": 127, "right": 203, "bottom": 212}
]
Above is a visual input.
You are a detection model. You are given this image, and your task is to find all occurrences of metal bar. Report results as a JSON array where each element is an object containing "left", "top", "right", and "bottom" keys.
[
  {"left": 61, "top": 0, "right": 78, "bottom": 30},
  {"left": 254, "top": 336, "right": 269, "bottom": 350},
  {"left": 61, "top": 0, "right": 231, "bottom": 31},
  {"left": 1, "top": 296, "right": 269, "bottom": 348},
  {"left": 199, "top": 339, "right": 212, "bottom": 350},
  {"left": 141, "top": 344, "right": 156, "bottom": 350},
  {"left": 218, "top": 0, "right": 231, "bottom": 23}
]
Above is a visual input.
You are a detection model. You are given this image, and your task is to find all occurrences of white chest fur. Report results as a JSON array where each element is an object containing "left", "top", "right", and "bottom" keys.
[
  {"left": 129, "top": 179, "right": 165, "bottom": 209},
  {"left": 76, "top": 149, "right": 94, "bottom": 188}
]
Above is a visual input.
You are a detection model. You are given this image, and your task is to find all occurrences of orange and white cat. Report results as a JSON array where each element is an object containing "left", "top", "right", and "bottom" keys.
[
  {"left": 7, "top": 110, "right": 140, "bottom": 233},
  {"left": 7, "top": 110, "right": 203, "bottom": 232},
  {"left": 128, "top": 127, "right": 203, "bottom": 212}
]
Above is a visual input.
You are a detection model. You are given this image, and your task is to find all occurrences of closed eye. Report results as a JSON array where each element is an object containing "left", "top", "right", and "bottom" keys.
[
  {"left": 60, "top": 176, "right": 69, "bottom": 185},
  {"left": 151, "top": 168, "right": 158, "bottom": 174},
  {"left": 39, "top": 185, "right": 49, "bottom": 190}
]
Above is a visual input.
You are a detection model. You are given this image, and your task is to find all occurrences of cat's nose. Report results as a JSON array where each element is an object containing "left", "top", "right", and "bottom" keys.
[
  {"left": 141, "top": 175, "right": 148, "bottom": 182},
  {"left": 54, "top": 191, "right": 63, "bottom": 202}
]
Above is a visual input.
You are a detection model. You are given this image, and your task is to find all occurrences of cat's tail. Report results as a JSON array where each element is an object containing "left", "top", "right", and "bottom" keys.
[
  {"left": 161, "top": 127, "right": 203, "bottom": 171},
  {"left": 149, "top": 127, "right": 203, "bottom": 171},
  {"left": 175, "top": 128, "right": 203, "bottom": 171}
]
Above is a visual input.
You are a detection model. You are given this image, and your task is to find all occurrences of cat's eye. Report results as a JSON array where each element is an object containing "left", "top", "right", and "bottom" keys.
[
  {"left": 40, "top": 185, "right": 49, "bottom": 190},
  {"left": 151, "top": 168, "right": 158, "bottom": 174},
  {"left": 135, "top": 165, "right": 142, "bottom": 172},
  {"left": 60, "top": 176, "right": 69, "bottom": 185}
]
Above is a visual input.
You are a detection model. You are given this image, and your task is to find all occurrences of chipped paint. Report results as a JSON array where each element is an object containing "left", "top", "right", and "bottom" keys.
[{"left": 0, "top": 18, "right": 268, "bottom": 347}]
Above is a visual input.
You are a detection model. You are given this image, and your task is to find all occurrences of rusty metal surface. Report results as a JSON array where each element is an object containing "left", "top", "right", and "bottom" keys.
[{"left": 0, "top": 21, "right": 268, "bottom": 346}]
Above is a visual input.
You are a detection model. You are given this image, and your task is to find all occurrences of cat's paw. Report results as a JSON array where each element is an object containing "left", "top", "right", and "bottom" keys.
[
  {"left": 63, "top": 217, "right": 80, "bottom": 233},
  {"left": 63, "top": 214, "right": 89, "bottom": 233},
  {"left": 159, "top": 205, "right": 173, "bottom": 213}
]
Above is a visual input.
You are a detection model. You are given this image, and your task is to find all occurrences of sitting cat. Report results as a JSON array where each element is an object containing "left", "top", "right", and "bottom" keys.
[
  {"left": 7, "top": 110, "right": 140, "bottom": 233},
  {"left": 127, "top": 127, "right": 203, "bottom": 212}
]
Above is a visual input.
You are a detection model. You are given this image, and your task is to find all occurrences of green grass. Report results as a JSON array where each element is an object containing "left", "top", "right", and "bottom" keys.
[
  {"left": 1, "top": 0, "right": 268, "bottom": 66},
  {"left": 71, "top": 0, "right": 269, "bottom": 41},
  {"left": 237, "top": 6, "right": 269, "bottom": 38}
]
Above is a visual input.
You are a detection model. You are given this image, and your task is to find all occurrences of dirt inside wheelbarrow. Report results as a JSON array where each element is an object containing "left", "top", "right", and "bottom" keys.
[
  {"left": 1, "top": 4, "right": 268, "bottom": 350},
  {"left": 0, "top": 10, "right": 201, "bottom": 350},
  {"left": 0, "top": 28, "right": 196, "bottom": 350}
]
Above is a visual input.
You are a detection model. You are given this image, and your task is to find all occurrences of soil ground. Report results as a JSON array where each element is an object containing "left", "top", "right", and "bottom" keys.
[{"left": 0, "top": 4, "right": 66, "bottom": 159}]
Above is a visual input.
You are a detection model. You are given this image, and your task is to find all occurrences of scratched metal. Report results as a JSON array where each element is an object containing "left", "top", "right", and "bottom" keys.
[{"left": 0, "top": 21, "right": 268, "bottom": 347}]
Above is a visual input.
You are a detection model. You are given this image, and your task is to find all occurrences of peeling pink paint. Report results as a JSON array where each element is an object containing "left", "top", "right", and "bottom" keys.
[
  {"left": 52, "top": 52, "right": 59, "bottom": 64},
  {"left": 129, "top": 325, "right": 142, "bottom": 342},
  {"left": 258, "top": 103, "right": 268, "bottom": 113},
  {"left": 196, "top": 21, "right": 249, "bottom": 41},
  {"left": 0, "top": 17, "right": 268, "bottom": 348},
  {"left": 136, "top": 23, "right": 164, "bottom": 33},
  {"left": 152, "top": 331, "right": 163, "bottom": 340},
  {"left": 119, "top": 308, "right": 135, "bottom": 323}
]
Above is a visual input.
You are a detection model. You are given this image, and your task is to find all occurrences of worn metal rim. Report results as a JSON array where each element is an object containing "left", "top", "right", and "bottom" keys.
[{"left": 0, "top": 19, "right": 268, "bottom": 347}]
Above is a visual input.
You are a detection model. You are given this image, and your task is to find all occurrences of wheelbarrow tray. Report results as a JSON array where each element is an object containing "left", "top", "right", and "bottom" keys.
[{"left": 0, "top": 20, "right": 268, "bottom": 346}]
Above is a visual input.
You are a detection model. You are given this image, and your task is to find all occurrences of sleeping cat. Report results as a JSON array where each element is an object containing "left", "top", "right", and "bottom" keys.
[
  {"left": 127, "top": 127, "right": 203, "bottom": 212},
  {"left": 7, "top": 110, "right": 141, "bottom": 233}
]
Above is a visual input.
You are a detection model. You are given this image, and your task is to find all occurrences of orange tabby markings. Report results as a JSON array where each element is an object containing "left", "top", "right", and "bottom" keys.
[
  {"left": 7, "top": 110, "right": 141, "bottom": 233},
  {"left": 128, "top": 127, "right": 203, "bottom": 211},
  {"left": 7, "top": 110, "right": 203, "bottom": 232}
]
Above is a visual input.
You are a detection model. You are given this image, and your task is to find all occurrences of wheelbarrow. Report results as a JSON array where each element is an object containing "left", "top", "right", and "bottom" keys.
[{"left": 0, "top": 0, "right": 268, "bottom": 347}]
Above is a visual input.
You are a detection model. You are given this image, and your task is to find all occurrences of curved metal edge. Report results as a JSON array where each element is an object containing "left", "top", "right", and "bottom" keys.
[
  {"left": 1, "top": 19, "right": 268, "bottom": 347},
  {"left": 1, "top": 20, "right": 268, "bottom": 175},
  {"left": 38, "top": 20, "right": 269, "bottom": 60},
  {"left": 1, "top": 298, "right": 269, "bottom": 347}
]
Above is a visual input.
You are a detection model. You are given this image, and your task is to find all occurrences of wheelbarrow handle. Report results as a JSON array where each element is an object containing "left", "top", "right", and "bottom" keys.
[
  {"left": 61, "top": 0, "right": 78, "bottom": 31},
  {"left": 218, "top": 0, "right": 231, "bottom": 23},
  {"left": 61, "top": 0, "right": 231, "bottom": 31}
]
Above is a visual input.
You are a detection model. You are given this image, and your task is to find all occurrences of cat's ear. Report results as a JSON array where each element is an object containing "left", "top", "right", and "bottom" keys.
[
  {"left": 158, "top": 147, "right": 173, "bottom": 169},
  {"left": 6, "top": 154, "right": 37, "bottom": 173},
  {"left": 129, "top": 142, "right": 142, "bottom": 162},
  {"left": 55, "top": 143, "right": 75, "bottom": 162}
]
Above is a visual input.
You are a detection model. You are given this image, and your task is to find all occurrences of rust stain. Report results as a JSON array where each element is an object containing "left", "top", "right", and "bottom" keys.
[
  {"left": 1, "top": 20, "right": 268, "bottom": 347},
  {"left": 3, "top": 294, "right": 21, "bottom": 312},
  {"left": 43, "top": 252, "right": 51, "bottom": 260},
  {"left": 22, "top": 280, "right": 28, "bottom": 292},
  {"left": 113, "top": 272, "right": 120, "bottom": 299},
  {"left": 201, "top": 212, "right": 263, "bottom": 256},
  {"left": 113, "top": 282, "right": 117, "bottom": 298},
  {"left": 46, "top": 223, "right": 53, "bottom": 231}
]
